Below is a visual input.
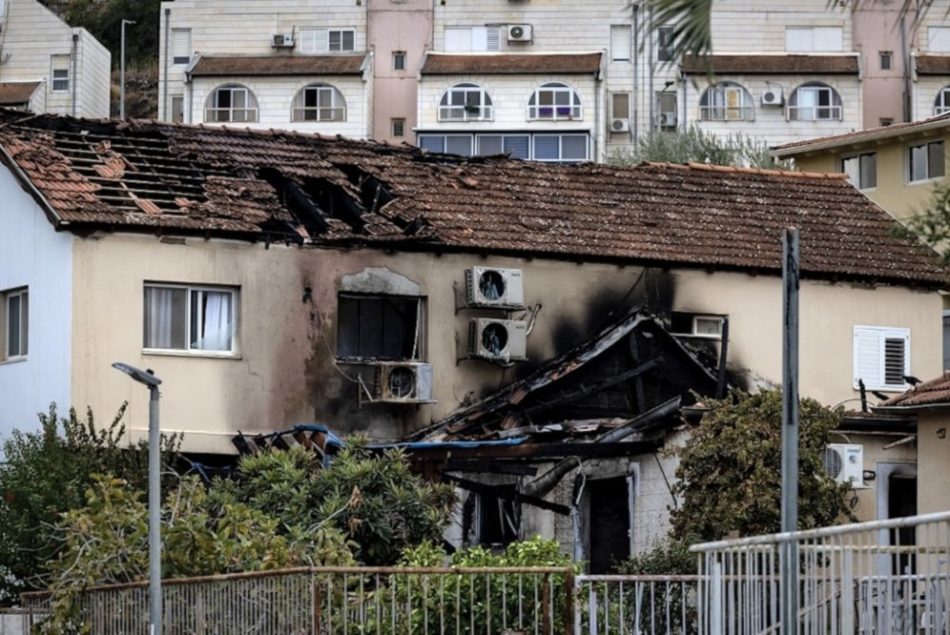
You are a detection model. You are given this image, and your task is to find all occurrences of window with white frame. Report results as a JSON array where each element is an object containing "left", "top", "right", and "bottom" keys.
[
  {"left": 1, "top": 287, "right": 28, "bottom": 361},
  {"left": 299, "top": 28, "right": 356, "bottom": 54},
  {"left": 612, "top": 92, "right": 630, "bottom": 121},
  {"left": 476, "top": 134, "right": 529, "bottom": 159},
  {"left": 656, "top": 26, "right": 675, "bottom": 62},
  {"left": 610, "top": 25, "right": 632, "bottom": 62},
  {"left": 699, "top": 82, "right": 754, "bottom": 121},
  {"left": 439, "top": 83, "right": 493, "bottom": 122},
  {"left": 935, "top": 86, "right": 950, "bottom": 115},
  {"left": 418, "top": 134, "right": 474, "bottom": 156},
  {"left": 908, "top": 140, "right": 945, "bottom": 182},
  {"left": 670, "top": 312, "right": 725, "bottom": 339},
  {"left": 144, "top": 284, "right": 237, "bottom": 353},
  {"left": 929, "top": 27, "right": 950, "bottom": 53},
  {"left": 853, "top": 326, "right": 910, "bottom": 391},
  {"left": 787, "top": 83, "right": 842, "bottom": 121},
  {"left": 205, "top": 84, "right": 258, "bottom": 123},
  {"left": 444, "top": 26, "right": 501, "bottom": 52},
  {"left": 656, "top": 91, "right": 677, "bottom": 129},
  {"left": 170, "top": 95, "right": 184, "bottom": 123},
  {"left": 171, "top": 28, "right": 192, "bottom": 65},
  {"left": 528, "top": 83, "right": 582, "bottom": 121},
  {"left": 50, "top": 55, "right": 69, "bottom": 92},
  {"left": 292, "top": 83, "right": 346, "bottom": 122},
  {"left": 841, "top": 152, "right": 877, "bottom": 190},
  {"left": 532, "top": 134, "right": 588, "bottom": 162},
  {"left": 785, "top": 26, "right": 843, "bottom": 52}
]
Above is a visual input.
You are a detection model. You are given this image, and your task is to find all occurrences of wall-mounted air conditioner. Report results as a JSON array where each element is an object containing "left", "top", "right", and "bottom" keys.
[
  {"left": 611, "top": 118, "right": 630, "bottom": 133},
  {"left": 373, "top": 362, "right": 434, "bottom": 403},
  {"left": 465, "top": 267, "right": 524, "bottom": 307},
  {"left": 507, "top": 24, "right": 533, "bottom": 42},
  {"left": 823, "top": 444, "right": 865, "bottom": 488},
  {"left": 658, "top": 112, "right": 677, "bottom": 127},
  {"left": 272, "top": 33, "right": 295, "bottom": 48},
  {"left": 761, "top": 88, "right": 784, "bottom": 107},
  {"left": 468, "top": 319, "right": 528, "bottom": 362}
]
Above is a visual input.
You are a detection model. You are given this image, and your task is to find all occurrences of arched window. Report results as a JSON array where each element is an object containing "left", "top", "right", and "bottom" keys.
[
  {"left": 528, "top": 82, "right": 582, "bottom": 121},
  {"left": 438, "top": 83, "right": 493, "bottom": 122},
  {"left": 787, "top": 82, "right": 842, "bottom": 121},
  {"left": 934, "top": 86, "right": 950, "bottom": 115},
  {"left": 292, "top": 83, "right": 346, "bottom": 122},
  {"left": 205, "top": 84, "right": 258, "bottom": 123},
  {"left": 699, "top": 82, "right": 754, "bottom": 121}
]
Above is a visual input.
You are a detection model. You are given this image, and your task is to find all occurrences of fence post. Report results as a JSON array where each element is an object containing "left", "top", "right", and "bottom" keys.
[
  {"left": 312, "top": 575, "right": 323, "bottom": 635},
  {"left": 841, "top": 550, "right": 854, "bottom": 634},
  {"left": 564, "top": 569, "right": 576, "bottom": 635},
  {"left": 542, "top": 574, "right": 552, "bottom": 635},
  {"left": 711, "top": 560, "right": 723, "bottom": 635}
]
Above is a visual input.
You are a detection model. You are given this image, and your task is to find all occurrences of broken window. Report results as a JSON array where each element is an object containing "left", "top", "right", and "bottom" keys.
[
  {"left": 336, "top": 293, "right": 424, "bottom": 361},
  {"left": 477, "top": 486, "right": 520, "bottom": 547}
]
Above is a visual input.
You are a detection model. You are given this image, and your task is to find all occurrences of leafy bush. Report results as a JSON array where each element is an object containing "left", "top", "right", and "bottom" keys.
[
  {"left": 608, "top": 124, "right": 786, "bottom": 169},
  {"left": 670, "top": 390, "right": 854, "bottom": 542},
  {"left": 0, "top": 403, "right": 179, "bottom": 603}
]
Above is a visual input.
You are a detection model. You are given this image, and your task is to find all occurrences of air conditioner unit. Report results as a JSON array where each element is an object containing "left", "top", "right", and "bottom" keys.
[
  {"left": 507, "top": 24, "right": 533, "bottom": 42},
  {"left": 761, "top": 88, "right": 784, "bottom": 106},
  {"left": 611, "top": 118, "right": 630, "bottom": 133},
  {"left": 272, "top": 33, "right": 295, "bottom": 48},
  {"left": 373, "top": 362, "right": 434, "bottom": 403},
  {"left": 465, "top": 267, "right": 525, "bottom": 307},
  {"left": 823, "top": 444, "right": 866, "bottom": 488},
  {"left": 658, "top": 112, "right": 677, "bottom": 127},
  {"left": 468, "top": 318, "right": 528, "bottom": 362}
]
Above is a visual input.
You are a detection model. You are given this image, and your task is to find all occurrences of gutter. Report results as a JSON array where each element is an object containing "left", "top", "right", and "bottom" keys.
[
  {"left": 771, "top": 115, "right": 950, "bottom": 158},
  {"left": 70, "top": 33, "right": 78, "bottom": 117},
  {"left": 0, "top": 144, "right": 66, "bottom": 228},
  {"left": 872, "top": 402, "right": 950, "bottom": 414},
  {"left": 163, "top": 8, "right": 170, "bottom": 120}
]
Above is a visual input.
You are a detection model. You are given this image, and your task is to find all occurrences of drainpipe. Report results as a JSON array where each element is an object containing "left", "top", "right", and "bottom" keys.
[
  {"left": 163, "top": 8, "right": 170, "bottom": 121},
  {"left": 900, "top": 15, "right": 911, "bottom": 122},
  {"left": 632, "top": 1, "right": 639, "bottom": 150},
  {"left": 647, "top": 5, "right": 654, "bottom": 132},
  {"left": 70, "top": 33, "right": 77, "bottom": 116}
]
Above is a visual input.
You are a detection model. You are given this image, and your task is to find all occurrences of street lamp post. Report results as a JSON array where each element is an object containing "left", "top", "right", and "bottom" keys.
[
  {"left": 112, "top": 362, "right": 162, "bottom": 634},
  {"left": 119, "top": 19, "right": 137, "bottom": 119}
]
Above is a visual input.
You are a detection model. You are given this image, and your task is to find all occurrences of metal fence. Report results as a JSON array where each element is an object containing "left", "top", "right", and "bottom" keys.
[
  {"left": 574, "top": 574, "right": 699, "bottom": 635},
  {"left": 691, "top": 511, "right": 950, "bottom": 635},
  {"left": 20, "top": 566, "right": 575, "bottom": 635}
]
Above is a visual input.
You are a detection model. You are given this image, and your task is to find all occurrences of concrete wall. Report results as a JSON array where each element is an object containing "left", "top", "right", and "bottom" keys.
[
  {"left": 0, "top": 0, "right": 110, "bottom": 118},
  {"left": 917, "top": 410, "right": 950, "bottom": 515},
  {"left": 791, "top": 129, "right": 950, "bottom": 221},
  {"left": 158, "top": 0, "right": 368, "bottom": 121},
  {"left": 189, "top": 73, "right": 371, "bottom": 137},
  {"left": 366, "top": 0, "right": 431, "bottom": 144},
  {"left": 0, "top": 165, "right": 73, "bottom": 459},
  {"left": 62, "top": 231, "right": 944, "bottom": 455},
  {"left": 852, "top": 3, "right": 906, "bottom": 127}
]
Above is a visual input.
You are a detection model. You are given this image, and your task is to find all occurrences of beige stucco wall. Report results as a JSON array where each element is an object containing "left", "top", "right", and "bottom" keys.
[
  {"left": 791, "top": 130, "right": 950, "bottom": 221},
  {"left": 917, "top": 410, "right": 950, "bottom": 515},
  {"left": 69, "top": 234, "right": 943, "bottom": 455}
]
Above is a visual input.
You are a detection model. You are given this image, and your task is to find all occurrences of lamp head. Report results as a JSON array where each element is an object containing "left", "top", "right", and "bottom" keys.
[{"left": 112, "top": 362, "right": 162, "bottom": 387}]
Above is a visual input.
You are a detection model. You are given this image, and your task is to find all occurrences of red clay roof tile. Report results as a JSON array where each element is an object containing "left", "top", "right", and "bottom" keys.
[
  {"left": 682, "top": 54, "right": 859, "bottom": 75},
  {"left": 190, "top": 55, "right": 366, "bottom": 77},
  {"left": 421, "top": 52, "right": 602, "bottom": 75}
]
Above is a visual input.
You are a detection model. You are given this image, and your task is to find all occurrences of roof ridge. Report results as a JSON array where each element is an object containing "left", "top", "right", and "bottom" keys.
[{"left": 641, "top": 161, "right": 846, "bottom": 180}]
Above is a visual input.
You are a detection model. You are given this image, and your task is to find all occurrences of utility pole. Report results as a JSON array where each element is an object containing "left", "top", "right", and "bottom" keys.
[
  {"left": 780, "top": 228, "right": 800, "bottom": 634},
  {"left": 120, "top": 19, "right": 136, "bottom": 119}
]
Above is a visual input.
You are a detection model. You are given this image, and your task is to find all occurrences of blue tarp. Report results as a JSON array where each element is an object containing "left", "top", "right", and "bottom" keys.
[{"left": 369, "top": 437, "right": 528, "bottom": 451}]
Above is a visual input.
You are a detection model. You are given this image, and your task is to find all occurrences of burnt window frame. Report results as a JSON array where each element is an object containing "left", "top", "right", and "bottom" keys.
[{"left": 336, "top": 292, "right": 426, "bottom": 362}]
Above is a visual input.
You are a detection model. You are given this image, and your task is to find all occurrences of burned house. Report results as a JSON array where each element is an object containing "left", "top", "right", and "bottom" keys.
[{"left": 0, "top": 111, "right": 945, "bottom": 544}]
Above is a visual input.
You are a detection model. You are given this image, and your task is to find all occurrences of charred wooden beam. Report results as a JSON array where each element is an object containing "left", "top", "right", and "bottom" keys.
[
  {"left": 444, "top": 474, "right": 571, "bottom": 515},
  {"left": 597, "top": 396, "right": 682, "bottom": 443},
  {"left": 404, "top": 440, "right": 659, "bottom": 462}
]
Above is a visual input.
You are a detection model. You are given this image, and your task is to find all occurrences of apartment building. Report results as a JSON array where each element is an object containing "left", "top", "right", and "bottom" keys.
[
  {"left": 0, "top": 0, "right": 110, "bottom": 118},
  {"left": 158, "top": 1, "right": 950, "bottom": 159}
]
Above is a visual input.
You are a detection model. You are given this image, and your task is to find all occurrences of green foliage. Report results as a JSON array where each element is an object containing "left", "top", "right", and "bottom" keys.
[
  {"left": 607, "top": 125, "right": 784, "bottom": 169},
  {"left": 897, "top": 179, "right": 950, "bottom": 264},
  {"left": 40, "top": 0, "right": 160, "bottom": 68},
  {"left": 614, "top": 539, "right": 695, "bottom": 576},
  {"left": 669, "top": 390, "right": 855, "bottom": 542},
  {"left": 0, "top": 403, "right": 179, "bottom": 604}
]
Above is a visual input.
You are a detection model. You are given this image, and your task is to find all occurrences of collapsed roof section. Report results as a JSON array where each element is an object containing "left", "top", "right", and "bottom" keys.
[
  {"left": 412, "top": 309, "right": 721, "bottom": 445},
  {"left": 0, "top": 110, "right": 947, "bottom": 287}
]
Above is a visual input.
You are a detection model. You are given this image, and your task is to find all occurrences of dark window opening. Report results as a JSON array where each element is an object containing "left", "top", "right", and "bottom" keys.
[
  {"left": 337, "top": 293, "right": 423, "bottom": 361},
  {"left": 880, "top": 51, "right": 893, "bottom": 71},
  {"left": 588, "top": 476, "right": 631, "bottom": 573},
  {"left": 888, "top": 474, "right": 917, "bottom": 575},
  {"left": 477, "top": 486, "right": 520, "bottom": 547},
  {"left": 657, "top": 26, "right": 675, "bottom": 62}
]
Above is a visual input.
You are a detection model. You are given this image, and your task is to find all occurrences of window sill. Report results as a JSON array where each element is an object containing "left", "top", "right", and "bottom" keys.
[
  {"left": 143, "top": 349, "right": 242, "bottom": 361},
  {"left": 0, "top": 356, "right": 27, "bottom": 366},
  {"left": 336, "top": 357, "right": 423, "bottom": 364},
  {"left": 856, "top": 385, "right": 908, "bottom": 393},
  {"left": 906, "top": 177, "right": 943, "bottom": 186}
]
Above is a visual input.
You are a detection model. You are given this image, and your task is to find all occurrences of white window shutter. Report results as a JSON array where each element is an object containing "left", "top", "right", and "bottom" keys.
[
  {"left": 853, "top": 326, "right": 911, "bottom": 390},
  {"left": 472, "top": 27, "right": 489, "bottom": 51},
  {"left": 786, "top": 28, "right": 812, "bottom": 52},
  {"left": 929, "top": 27, "right": 950, "bottom": 52},
  {"left": 485, "top": 27, "right": 501, "bottom": 51},
  {"left": 853, "top": 328, "right": 883, "bottom": 389},
  {"left": 610, "top": 25, "right": 632, "bottom": 61},
  {"left": 814, "top": 27, "right": 843, "bottom": 52},
  {"left": 315, "top": 29, "right": 330, "bottom": 53},
  {"left": 445, "top": 27, "right": 472, "bottom": 52},
  {"left": 300, "top": 29, "right": 320, "bottom": 54}
]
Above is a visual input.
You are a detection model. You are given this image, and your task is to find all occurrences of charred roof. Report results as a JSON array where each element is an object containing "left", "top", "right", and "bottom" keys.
[{"left": 0, "top": 110, "right": 946, "bottom": 288}]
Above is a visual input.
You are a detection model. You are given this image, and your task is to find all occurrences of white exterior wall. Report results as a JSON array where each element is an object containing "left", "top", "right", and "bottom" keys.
[
  {"left": 708, "top": 0, "right": 852, "bottom": 53},
  {"left": 189, "top": 74, "right": 371, "bottom": 138},
  {"left": 159, "top": 0, "right": 368, "bottom": 121},
  {"left": 912, "top": 75, "right": 949, "bottom": 121},
  {"left": 689, "top": 73, "right": 863, "bottom": 148},
  {"left": 0, "top": 0, "right": 110, "bottom": 118},
  {"left": 0, "top": 166, "right": 73, "bottom": 459}
]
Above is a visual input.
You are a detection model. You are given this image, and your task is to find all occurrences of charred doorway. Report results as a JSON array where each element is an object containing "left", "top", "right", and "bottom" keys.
[{"left": 587, "top": 476, "right": 632, "bottom": 574}]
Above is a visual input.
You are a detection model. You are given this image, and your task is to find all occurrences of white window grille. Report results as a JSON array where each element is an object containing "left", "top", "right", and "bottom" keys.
[
  {"left": 439, "top": 83, "right": 493, "bottom": 122},
  {"left": 788, "top": 83, "right": 842, "bottom": 121},
  {"left": 292, "top": 84, "right": 346, "bottom": 122},
  {"left": 205, "top": 85, "right": 258, "bottom": 123},
  {"left": 699, "top": 82, "right": 754, "bottom": 121},
  {"left": 527, "top": 83, "right": 582, "bottom": 121}
]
